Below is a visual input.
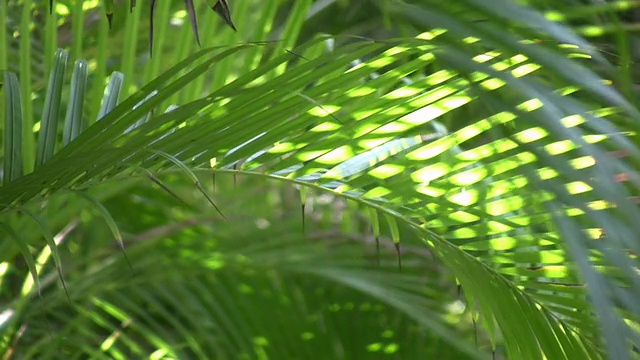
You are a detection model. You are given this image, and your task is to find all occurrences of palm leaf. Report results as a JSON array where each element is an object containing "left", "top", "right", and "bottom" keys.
[{"left": 2, "top": 1, "right": 640, "bottom": 358}]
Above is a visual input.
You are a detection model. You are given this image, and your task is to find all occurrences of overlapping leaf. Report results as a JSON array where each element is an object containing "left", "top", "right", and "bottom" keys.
[{"left": 2, "top": 1, "right": 640, "bottom": 359}]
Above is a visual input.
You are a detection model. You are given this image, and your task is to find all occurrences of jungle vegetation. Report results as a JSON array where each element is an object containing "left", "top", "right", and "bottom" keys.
[{"left": 2, "top": 0, "right": 640, "bottom": 359}]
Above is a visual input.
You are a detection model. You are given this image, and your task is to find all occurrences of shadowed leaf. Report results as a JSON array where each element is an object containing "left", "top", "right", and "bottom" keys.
[
  {"left": 76, "top": 191, "right": 133, "bottom": 271},
  {"left": 212, "top": 0, "right": 237, "bottom": 31},
  {"left": 104, "top": 0, "right": 114, "bottom": 28},
  {"left": 62, "top": 60, "right": 88, "bottom": 146},
  {"left": 185, "top": 0, "right": 201, "bottom": 46},
  {"left": 18, "top": 209, "right": 71, "bottom": 303},
  {"left": 300, "top": 186, "right": 307, "bottom": 234},
  {"left": 151, "top": 150, "right": 226, "bottom": 219},
  {"left": 3, "top": 72, "right": 23, "bottom": 182},
  {"left": 0, "top": 224, "right": 40, "bottom": 296},
  {"left": 35, "top": 49, "right": 68, "bottom": 168}
]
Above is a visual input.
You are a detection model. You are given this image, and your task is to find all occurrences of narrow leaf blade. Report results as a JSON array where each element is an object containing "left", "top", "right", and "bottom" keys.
[
  {"left": 63, "top": 60, "right": 88, "bottom": 146},
  {"left": 35, "top": 49, "right": 69, "bottom": 168},
  {"left": 3, "top": 72, "right": 23, "bottom": 182}
]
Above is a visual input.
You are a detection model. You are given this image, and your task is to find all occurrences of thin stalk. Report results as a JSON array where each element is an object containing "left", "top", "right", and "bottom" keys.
[
  {"left": 20, "top": 0, "right": 34, "bottom": 172},
  {"left": 44, "top": 1, "right": 57, "bottom": 78},
  {"left": 72, "top": 0, "right": 85, "bottom": 60},
  {"left": 0, "top": 0, "right": 7, "bottom": 69},
  {"left": 121, "top": 3, "right": 142, "bottom": 98},
  {"left": 88, "top": 5, "right": 110, "bottom": 125}
]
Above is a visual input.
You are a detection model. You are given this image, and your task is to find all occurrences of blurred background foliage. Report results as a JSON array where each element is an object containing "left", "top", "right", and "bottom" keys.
[{"left": 1, "top": 0, "right": 640, "bottom": 359}]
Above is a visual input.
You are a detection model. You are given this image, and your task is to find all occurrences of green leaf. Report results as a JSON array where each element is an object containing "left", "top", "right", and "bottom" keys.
[
  {"left": 104, "top": 0, "right": 114, "bottom": 28},
  {"left": 35, "top": 49, "right": 68, "bottom": 168},
  {"left": 0, "top": 223, "right": 39, "bottom": 296},
  {"left": 18, "top": 208, "right": 70, "bottom": 302},
  {"left": 185, "top": 0, "right": 201, "bottom": 46},
  {"left": 75, "top": 191, "right": 132, "bottom": 270},
  {"left": 384, "top": 213, "right": 402, "bottom": 269},
  {"left": 6, "top": 2, "right": 640, "bottom": 358},
  {"left": 211, "top": 0, "right": 237, "bottom": 32},
  {"left": 62, "top": 60, "right": 88, "bottom": 146},
  {"left": 3, "top": 72, "right": 23, "bottom": 182},
  {"left": 97, "top": 72, "right": 124, "bottom": 121},
  {"left": 149, "top": 150, "right": 225, "bottom": 218}
]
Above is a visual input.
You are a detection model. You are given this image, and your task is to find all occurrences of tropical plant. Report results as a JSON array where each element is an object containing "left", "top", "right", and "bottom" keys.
[{"left": 1, "top": 0, "right": 640, "bottom": 359}]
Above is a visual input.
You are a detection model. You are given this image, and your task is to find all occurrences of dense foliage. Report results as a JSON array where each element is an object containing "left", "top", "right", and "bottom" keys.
[{"left": 2, "top": 0, "right": 640, "bottom": 359}]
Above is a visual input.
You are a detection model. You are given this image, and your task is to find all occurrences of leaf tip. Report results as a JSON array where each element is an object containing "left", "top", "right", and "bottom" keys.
[
  {"left": 106, "top": 13, "right": 113, "bottom": 29},
  {"left": 375, "top": 236, "right": 380, "bottom": 267},
  {"left": 212, "top": 0, "right": 237, "bottom": 31},
  {"left": 394, "top": 242, "right": 402, "bottom": 271},
  {"left": 301, "top": 203, "right": 306, "bottom": 235}
]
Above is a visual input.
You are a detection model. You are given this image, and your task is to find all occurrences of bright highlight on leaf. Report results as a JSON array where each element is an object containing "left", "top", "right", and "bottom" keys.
[
  {"left": 369, "top": 164, "right": 404, "bottom": 180},
  {"left": 448, "top": 189, "right": 478, "bottom": 207},
  {"left": 449, "top": 211, "right": 480, "bottom": 223},
  {"left": 411, "top": 163, "right": 451, "bottom": 183},
  {"left": 316, "top": 146, "right": 355, "bottom": 165},
  {"left": 348, "top": 87, "right": 377, "bottom": 97},
  {"left": 512, "top": 63, "right": 541, "bottom": 77},
  {"left": 566, "top": 181, "right": 592, "bottom": 195},
  {"left": 515, "top": 127, "right": 548, "bottom": 143},
  {"left": 308, "top": 105, "right": 341, "bottom": 117},
  {"left": 450, "top": 167, "right": 488, "bottom": 186},
  {"left": 486, "top": 196, "right": 525, "bottom": 216},
  {"left": 416, "top": 29, "right": 446, "bottom": 40}
]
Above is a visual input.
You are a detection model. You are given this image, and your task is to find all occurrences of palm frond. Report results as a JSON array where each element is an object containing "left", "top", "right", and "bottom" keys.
[{"left": 2, "top": 1, "right": 640, "bottom": 358}]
